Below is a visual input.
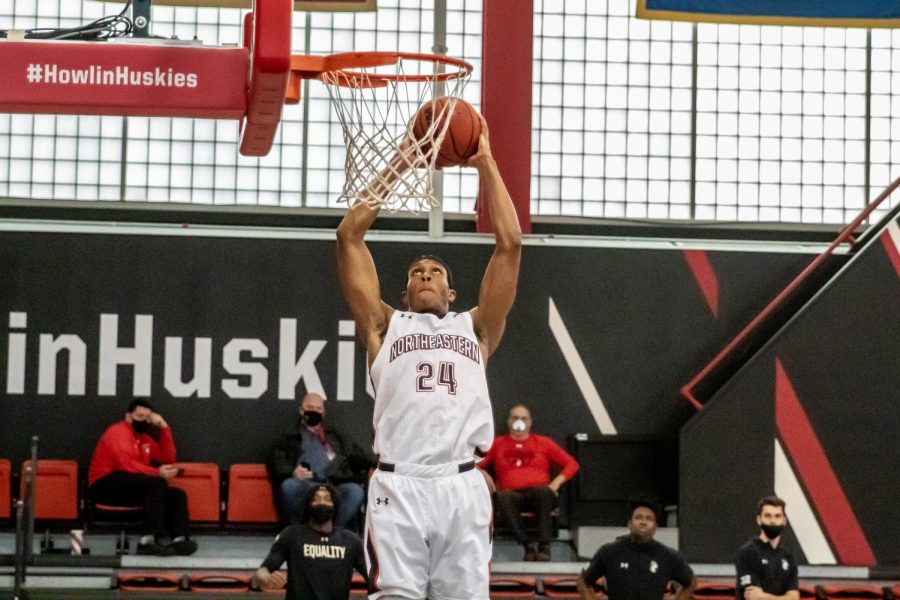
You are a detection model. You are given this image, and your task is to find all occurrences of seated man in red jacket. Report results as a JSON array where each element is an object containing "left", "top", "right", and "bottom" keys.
[
  {"left": 478, "top": 404, "right": 579, "bottom": 561},
  {"left": 88, "top": 399, "right": 197, "bottom": 556}
]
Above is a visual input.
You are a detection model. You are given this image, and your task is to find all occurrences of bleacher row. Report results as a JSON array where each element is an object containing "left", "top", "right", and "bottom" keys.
[
  {"left": 3, "top": 460, "right": 897, "bottom": 598},
  {"left": 86, "top": 573, "right": 900, "bottom": 598},
  {"left": 0, "top": 459, "right": 278, "bottom": 525}
]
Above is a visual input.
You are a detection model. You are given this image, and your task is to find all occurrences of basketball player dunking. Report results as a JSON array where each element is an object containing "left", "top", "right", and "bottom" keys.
[{"left": 336, "top": 116, "right": 521, "bottom": 600}]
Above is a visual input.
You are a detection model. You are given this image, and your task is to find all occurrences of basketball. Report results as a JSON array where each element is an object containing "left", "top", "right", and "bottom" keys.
[{"left": 412, "top": 97, "right": 482, "bottom": 168}]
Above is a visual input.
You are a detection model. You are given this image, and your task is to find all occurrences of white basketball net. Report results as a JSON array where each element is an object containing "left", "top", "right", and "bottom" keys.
[{"left": 320, "top": 56, "right": 471, "bottom": 213}]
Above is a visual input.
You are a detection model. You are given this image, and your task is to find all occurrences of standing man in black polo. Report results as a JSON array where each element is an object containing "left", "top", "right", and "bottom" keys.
[
  {"left": 735, "top": 496, "right": 799, "bottom": 600},
  {"left": 576, "top": 497, "right": 694, "bottom": 600}
]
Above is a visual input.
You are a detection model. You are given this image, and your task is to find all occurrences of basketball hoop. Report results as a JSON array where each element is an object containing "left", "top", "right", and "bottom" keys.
[{"left": 312, "top": 52, "right": 474, "bottom": 213}]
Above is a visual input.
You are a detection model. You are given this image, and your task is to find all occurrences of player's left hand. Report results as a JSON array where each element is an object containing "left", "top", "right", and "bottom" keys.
[{"left": 743, "top": 586, "right": 769, "bottom": 600}]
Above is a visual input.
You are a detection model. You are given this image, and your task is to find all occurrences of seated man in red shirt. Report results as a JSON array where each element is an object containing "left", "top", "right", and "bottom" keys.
[
  {"left": 88, "top": 399, "right": 197, "bottom": 556},
  {"left": 478, "top": 404, "right": 579, "bottom": 561}
]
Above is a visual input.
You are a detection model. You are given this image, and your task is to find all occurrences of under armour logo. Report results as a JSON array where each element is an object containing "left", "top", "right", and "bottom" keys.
[
  {"left": 782, "top": 559, "right": 789, "bottom": 570},
  {"left": 376, "top": 497, "right": 389, "bottom": 506},
  {"left": 650, "top": 560, "right": 658, "bottom": 573},
  {"left": 619, "top": 562, "right": 629, "bottom": 569}
]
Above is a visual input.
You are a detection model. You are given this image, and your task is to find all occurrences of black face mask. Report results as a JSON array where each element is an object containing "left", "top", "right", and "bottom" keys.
[
  {"left": 308, "top": 504, "right": 334, "bottom": 524},
  {"left": 131, "top": 420, "right": 150, "bottom": 434},
  {"left": 303, "top": 411, "right": 323, "bottom": 427},
  {"left": 761, "top": 523, "right": 785, "bottom": 540}
]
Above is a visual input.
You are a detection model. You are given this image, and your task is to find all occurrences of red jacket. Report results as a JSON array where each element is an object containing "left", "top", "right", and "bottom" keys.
[
  {"left": 479, "top": 433, "right": 579, "bottom": 491},
  {"left": 88, "top": 421, "right": 176, "bottom": 486}
]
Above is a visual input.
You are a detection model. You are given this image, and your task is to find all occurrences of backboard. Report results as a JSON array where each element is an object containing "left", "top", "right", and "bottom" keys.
[{"left": 100, "top": 0, "right": 376, "bottom": 11}]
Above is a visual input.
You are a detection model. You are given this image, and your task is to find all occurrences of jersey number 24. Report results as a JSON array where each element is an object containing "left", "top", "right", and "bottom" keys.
[{"left": 416, "top": 361, "right": 458, "bottom": 394}]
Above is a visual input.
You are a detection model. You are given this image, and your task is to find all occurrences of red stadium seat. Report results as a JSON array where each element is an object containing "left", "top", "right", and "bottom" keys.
[
  {"left": 0, "top": 459, "right": 10, "bottom": 519},
  {"left": 20, "top": 460, "right": 79, "bottom": 520},
  {"left": 168, "top": 462, "right": 221, "bottom": 522},
  {"left": 694, "top": 581, "right": 737, "bottom": 599},
  {"left": 188, "top": 572, "right": 251, "bottom": 593},
  {"left": 489, "top": 575, "right": 536, "bottom": 599},
  {"left": 799, "top": 586, "right": 817, "bottom": 597},
  {"left": 117, "top": 572, "right": 182, "bottom": 592},
  {"left": 816, "top": 584, "right": 885, "bottom": 598},
  {"left": 226, "top": 464, "right": 278, "bottom": 523},
  {"left": 350, "top": 572, "right": 368, "bottom": 599},
  {"left": 543, "top": 575, "right": 604, "bottom": 599}
]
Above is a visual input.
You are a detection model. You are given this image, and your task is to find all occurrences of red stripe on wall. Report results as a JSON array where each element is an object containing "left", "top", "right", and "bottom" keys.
[
  {"left": 682, "top": 250, "right": 719, "bottom": 317},
  {"left": 479, "top": 0, "right": 532, "bottom": 234},
  {"left": 880, "top": 228, "right": 900, "bottom": 279},
  {"left": 774, "top": 359, "right": 876, "bottom": 566}
]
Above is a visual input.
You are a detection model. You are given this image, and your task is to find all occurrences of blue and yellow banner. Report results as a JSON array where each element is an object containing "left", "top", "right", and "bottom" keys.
[{"left": 636, "top": 0, "right": 900, "bottom": 27}]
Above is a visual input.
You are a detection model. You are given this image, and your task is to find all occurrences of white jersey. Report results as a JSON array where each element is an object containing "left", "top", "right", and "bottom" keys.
[{"left": 369, "top": 310, "right": 494, "bottom": 465}]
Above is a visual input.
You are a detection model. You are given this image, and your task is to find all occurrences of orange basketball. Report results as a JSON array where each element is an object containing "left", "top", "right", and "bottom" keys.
[{"left": 412, "top": 97, "right": 482, "bottom": 168}]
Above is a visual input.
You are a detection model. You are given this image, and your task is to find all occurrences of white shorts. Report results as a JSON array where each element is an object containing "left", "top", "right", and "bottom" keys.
[{"left": 364, "top": 460, "right": 493, "bottom": 600}]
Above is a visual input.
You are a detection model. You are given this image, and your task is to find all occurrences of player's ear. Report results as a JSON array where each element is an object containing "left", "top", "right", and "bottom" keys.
[
  {"left": 400, "top": 289, "right": 409, "bottom": 308},
  {"left": 448, "top": 289, "right": 457, "bottom": 303}
]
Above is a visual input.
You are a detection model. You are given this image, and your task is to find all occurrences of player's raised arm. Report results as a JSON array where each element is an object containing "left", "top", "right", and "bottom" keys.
[
  {"left": 469, "top": 118, "right": 523, "bottom": 357},
  {"left": 336, "top": 149, "right": 413, "bottom": 356}
]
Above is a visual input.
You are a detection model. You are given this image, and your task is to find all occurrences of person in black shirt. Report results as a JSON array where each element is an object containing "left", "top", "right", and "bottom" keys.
[
  {"left": 735, "top": 496, "right": 799, "bottom": 600},
  {"left": 576, "top": 497, "right": 694, "bottom": 600},
  {"left": 254, "top": 482, "right": 366, "bottom": 600}
]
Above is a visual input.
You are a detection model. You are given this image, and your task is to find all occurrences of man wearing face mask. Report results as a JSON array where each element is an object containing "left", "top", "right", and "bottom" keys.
[
  {"left": 254, "top": 482, "right": 367, "bottom": 599},
  {"left": 478, "top": 404, "right": 579, "bottom": 561},
  {"left": 88, "top": 398, "right": 197, "bottom": 556},
  {"left": 266, "top": 393, "right": 376, "bottom": 528},
  {"left": 735, "top": 496, "right": 799, "bottom": 600},
  {"left": 576, "top": 497, "right": 694, "bottom": 600}
]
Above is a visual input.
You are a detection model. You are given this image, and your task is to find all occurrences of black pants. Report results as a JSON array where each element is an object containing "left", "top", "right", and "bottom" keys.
[
  {"left": 495, "top": 486, "right": 559, "bottom": 545},
  {"left": 89, "top": 472, "right": 189, "bottom": 539}
]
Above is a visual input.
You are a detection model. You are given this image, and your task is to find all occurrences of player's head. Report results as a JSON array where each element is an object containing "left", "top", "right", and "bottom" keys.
[
  {"left": 507, "top": 404, "right": 532, "bottom": 437},
  {"left": 303, "top": 482, "right": 340, "bottom": 525},
  {"left": 299, "top": 393, "right": 325, "bottom": 427},
  {"left": 627, "top": 495, "right": 661, "bottom": 543},
  {"left": 756, "top": 495, "right": 787, "bottom": 540},
  {"left": 403, "top": 255, "right": 456, "bottom": 316}
]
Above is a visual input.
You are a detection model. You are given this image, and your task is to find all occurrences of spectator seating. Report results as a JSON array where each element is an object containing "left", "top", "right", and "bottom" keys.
[
  {"left": 693, "top": 581, "right": 737, "bottom": 599},
  {"left": 169, "top": 462, "right": 221, "bottom": 522},
  {"left": 0, "top": 459, "right": 10, "bottom": 519},
  {"left": 488, "top": 575, "right": 537, "bottom": 599},
  {"left": 350, "top": 573, "right": 368, "bottom": 599},
  {"left": 117, "top": 572, "right": 182, "bottom": 592},
  {"left": 187, "top": 572, "right": 251, "bottom": 592},
  {"left": 815, "top": 584, "right": 887, "bottom": 598},
  {"left": 20, "top": 459, "right": 79, "bottom": 521},
  {"left": 542, "top": 575, "right": 586, "bottom": 599},
  {"left": 226, "top": 463, "right": 278, "bottom": 523}
]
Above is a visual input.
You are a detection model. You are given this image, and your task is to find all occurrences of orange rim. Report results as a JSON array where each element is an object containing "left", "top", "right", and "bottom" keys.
[{"left": 315, "top": 51, "right": 473, "bottom": 87}]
